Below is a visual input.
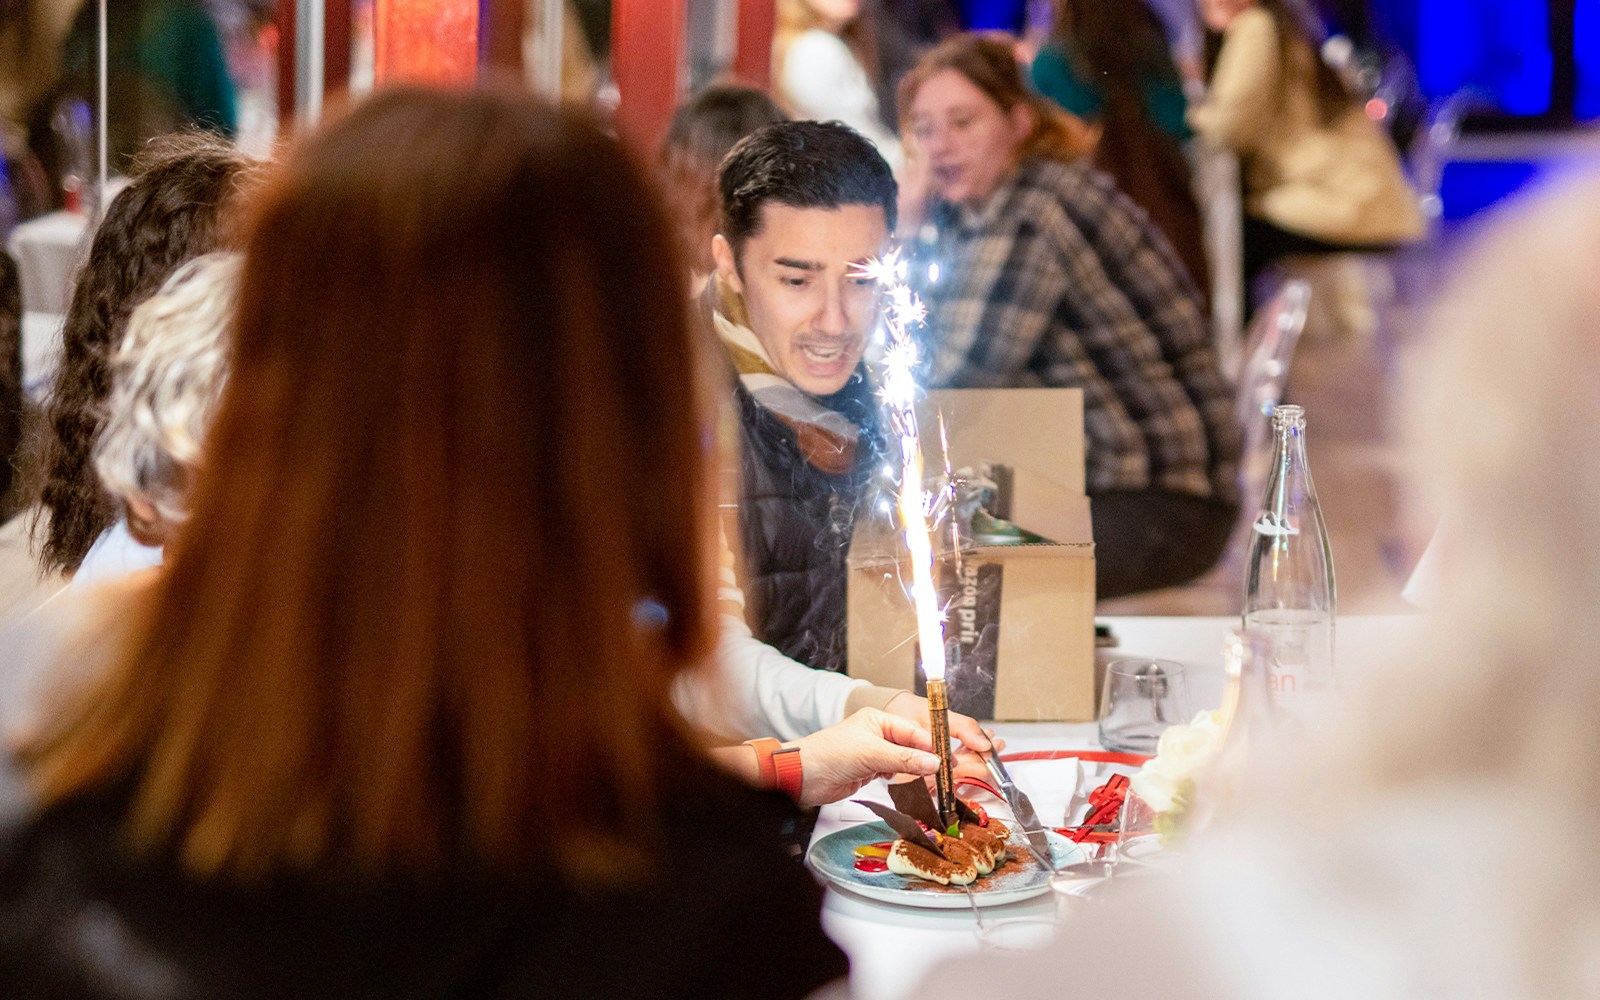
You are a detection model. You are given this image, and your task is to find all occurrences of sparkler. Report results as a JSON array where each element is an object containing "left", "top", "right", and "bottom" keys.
[{"left": 855, "top": 251, "right": 957, "bottom": 829}]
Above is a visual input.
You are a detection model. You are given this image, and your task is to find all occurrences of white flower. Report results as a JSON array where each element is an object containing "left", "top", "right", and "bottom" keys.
[{"left": 1129, "top": 709, "right": 1225, "bottom": 814}]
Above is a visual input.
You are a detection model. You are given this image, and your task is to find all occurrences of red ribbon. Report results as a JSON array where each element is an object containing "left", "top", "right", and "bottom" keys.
[
  {"left": 955, "top": 750, "right": 1147, "bottom": 844},
  {"left": 1001, "top": 749, "right": 1150, "bottom": 766},
  {"left": 1067, "top": 773, "right": 1130, "bottom": 842}
]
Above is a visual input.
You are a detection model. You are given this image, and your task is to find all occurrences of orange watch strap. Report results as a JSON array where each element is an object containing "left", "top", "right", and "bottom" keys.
[
  {"left": 743, "top": 737, "right": 781, "bottom": 788},
  {"left": 771, "top": 745, "right": 803, "bottom": 800}
]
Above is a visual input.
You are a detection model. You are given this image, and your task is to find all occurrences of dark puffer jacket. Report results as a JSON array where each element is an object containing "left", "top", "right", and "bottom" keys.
[{"left": 732, "top": 370, "right": 887, "bottom": 674}]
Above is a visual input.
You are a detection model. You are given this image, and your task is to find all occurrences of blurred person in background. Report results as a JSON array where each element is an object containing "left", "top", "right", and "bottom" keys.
[
  {"left": 1031, "top": 0, "right": 1209, "bottom": 298},
  {"left": 0, "top": 87, "right": 954, "bottom": 997},
  {"left": 3, "top": 253, "right": 238, "bottom": 744},
  {"left": 773, "top": 0, "right": 903, "bottom": 169},
  {"left": 899, "top": 33, "right": 1238, "bottom": 600},
  {"left": 0, "top": 0, "right": 88, "bottom": 224},
  {"left": 916, "top": 167, "right": 1600, "bottom": 1000},
  {"left": 58, "top": 0, "right": 237, "bottom": 172},
  {"left": 30, "top": 131, "right": 259, "bottom": 579},
  {"left": 1190, "top": 0, "right": 1421, "bottom": 313},
  {"left": 522, "top": 0, "right": 602, "bottom": 106},
  {"left": 658, "top": 84, "right": 787, "bottom": 291}
]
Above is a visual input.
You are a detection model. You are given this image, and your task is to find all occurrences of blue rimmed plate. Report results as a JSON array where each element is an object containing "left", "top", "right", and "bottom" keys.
[{"left": 807, "top": 822, "right": 1089, "bottom": 908}]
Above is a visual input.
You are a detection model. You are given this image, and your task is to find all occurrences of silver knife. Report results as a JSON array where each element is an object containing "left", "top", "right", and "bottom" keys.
[{"left": 983, "top": 752, "right": 1055, "bottom": 871}]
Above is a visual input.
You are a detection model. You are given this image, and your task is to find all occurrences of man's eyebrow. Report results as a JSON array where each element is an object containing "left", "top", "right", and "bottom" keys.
[{"left": 772, "top": 257, "right": 825, "bottom": 271}]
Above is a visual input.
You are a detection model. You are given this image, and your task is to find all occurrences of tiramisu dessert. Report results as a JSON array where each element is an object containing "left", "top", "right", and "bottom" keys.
[
  {"left": 851, "top": 791, "right": 1023, "bottom": 886},
  {"left": 883, "top": 815, "right": 1012, "bottom": 884}
]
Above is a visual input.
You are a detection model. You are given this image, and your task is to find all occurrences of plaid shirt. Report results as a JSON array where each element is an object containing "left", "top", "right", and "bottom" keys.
[{"left": 916, "top": 158, "right": 1239, "bottom": 503}]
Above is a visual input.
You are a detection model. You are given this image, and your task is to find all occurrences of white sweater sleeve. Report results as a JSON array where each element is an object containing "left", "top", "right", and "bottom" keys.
[{"left": 671, "top": 522, "right": 867, "bottom": 741}]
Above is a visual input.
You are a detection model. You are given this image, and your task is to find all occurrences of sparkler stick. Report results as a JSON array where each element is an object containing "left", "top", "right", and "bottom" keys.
[{"left": 855, "top": 251, "right": 957, "bottom": 828}]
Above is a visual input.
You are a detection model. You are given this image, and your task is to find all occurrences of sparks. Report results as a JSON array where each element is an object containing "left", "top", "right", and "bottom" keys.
[
  {"left": 853, "top": 249, "right": 946, "bottom": 683},
  {"left": 854, "top": 249, "right": 959, "bottom": 825}
]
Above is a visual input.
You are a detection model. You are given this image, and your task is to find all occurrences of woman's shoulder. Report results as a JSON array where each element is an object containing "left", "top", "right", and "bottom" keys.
[
  {"left": 1224, "top": 6, "right": 1280, "bottom": 47},
  {"left": 1031, "top": 45, "right": 1104, "bottom": 120},
  {"left": 1011, "top": 158, "right": 1164, "bottom": 268},
  {"left": 783, "top": 28, "right": 855, "bottom": 68},
  {"left": 1016, "top": 158, "right": 1125, "bottom": 224},
  {"left": 0, "top": 751, "right": 842, "bottom": 999}
]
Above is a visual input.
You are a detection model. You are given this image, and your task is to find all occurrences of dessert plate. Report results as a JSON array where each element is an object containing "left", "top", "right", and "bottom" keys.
[{"left": 807, "top": 822, "right": 1088, "bottom": 909}]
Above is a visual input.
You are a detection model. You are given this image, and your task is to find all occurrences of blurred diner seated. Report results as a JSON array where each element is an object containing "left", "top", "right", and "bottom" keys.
[
  {"left": 1031, "top": 0, "right": 1209, "bottom": 298},
  {"left": 1190, "top": 0, "right": 1421, "bottom": 319},
  {"left": 898, "top": 33, "right": 1240, "bottom": 601},
  {"left": 2, "top": 253, "right": 238, "bottom": 745},
  {"left": 28, "top": 131, "right": 259, "bottom": 582},
  {"left": 773, "top": 0, "right": 903, "bottom": 169},
  {"left": 915, "top": 169, "right": 1600, "bottom": 1000},
  {"left": 658, "top": 84, "right": 788, "bottom": 292},
  {"left": 0, "top": 85, "right": 971, "bottom": 997}
]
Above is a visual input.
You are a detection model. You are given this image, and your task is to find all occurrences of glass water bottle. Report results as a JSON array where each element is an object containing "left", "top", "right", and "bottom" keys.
[{"left": 1242, "top": 405, "right": 1336, "bottom": 711}]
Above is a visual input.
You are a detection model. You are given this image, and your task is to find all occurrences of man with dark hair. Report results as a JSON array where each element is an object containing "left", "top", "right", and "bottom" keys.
[{"left": 706, "top": 120, "right": 896, "bottom": 676}]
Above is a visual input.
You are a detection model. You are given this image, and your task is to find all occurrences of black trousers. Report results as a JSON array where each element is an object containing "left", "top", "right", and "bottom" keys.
[
  {"left": 1091, "top": 489, "right": 1237, "bottom": 601},
  {"left": 1242, "top": 214, "right": 1399, "bottom": 314}
]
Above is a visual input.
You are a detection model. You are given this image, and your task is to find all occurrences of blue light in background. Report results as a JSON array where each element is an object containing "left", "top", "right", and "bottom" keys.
[
  {"left": 1437, "top": 161, "right": 1544, "bottom": 222},
  {"left": 957, "top": 0, "right": 1025, "bottom": 31},
  {"left": 1579, "top": 0, "right": 1600, "bottom": 118},
  {"left": 1414, "top": 0, "right": 1551, "bottom": 113}
]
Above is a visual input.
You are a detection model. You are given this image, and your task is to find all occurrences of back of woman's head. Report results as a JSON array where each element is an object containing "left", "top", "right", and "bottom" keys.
[
  {"left": 661, "top": 85, "right": 787, "bottom": 172},
  {"left": 93, "top": 251, "right": 242, "bottom": 538},
  {"left": 1053, "top": 0, "right": 1180, "bottom": 98},
  {"left": 34, "top": 131, "right": 259, "bottom": 575},
  {"left": 659, "top": 85, "right": 787, "bottom": 274},
  {"left": 1204, "top": 0, "right": 1351, "bottom": 123},
  {"left": 897, "top": 33, "right": 1092, "bottom": 165},
  {"left": 29, "top": 86, "right": 716, "bottom": 882},
  {"left": 1392, "top": 174, "right": 1600, "bottom": 786}
]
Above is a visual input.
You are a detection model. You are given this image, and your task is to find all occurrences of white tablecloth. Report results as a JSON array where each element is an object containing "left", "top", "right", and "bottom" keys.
[
  {"left": 7, "top": 210, "right": 89, "bottom": 315},
  {"left": 22, "top": 311, "right": 62, "bottom": 391},
  {"left": 814, "top": 613, "right": 1421, "bottom": 1000}
]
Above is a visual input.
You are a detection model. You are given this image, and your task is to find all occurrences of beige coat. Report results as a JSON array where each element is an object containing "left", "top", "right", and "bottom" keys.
[{"left": 1189, "top": 7, "right": 1423, "bottom": 246}]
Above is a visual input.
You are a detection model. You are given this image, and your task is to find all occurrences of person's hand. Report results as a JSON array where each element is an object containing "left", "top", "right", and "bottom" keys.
[
  {"left": 790, "top": 708, "right": 940, "bottom": 806},
  {"left": 881, "top": 691, "right": 1004, "bottom": 793},
  {"left": 882, "top": 691, "right": 1001, "bottom": 756},
  {"left": 895, "top": 132, "right": 931, "bottom": 237}
]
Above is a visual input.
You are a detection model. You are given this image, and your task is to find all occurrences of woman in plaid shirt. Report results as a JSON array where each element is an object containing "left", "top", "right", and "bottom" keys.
[{"left": 898, "top": 34, "right": 1241, "bottom": 600}]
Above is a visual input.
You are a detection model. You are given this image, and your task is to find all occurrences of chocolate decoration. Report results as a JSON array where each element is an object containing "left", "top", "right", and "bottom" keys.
[
  {"left": 851, "top": 800, "right": 946, "bottom": 859},
  {"left": 953, "top": 796, "right": 984, "bottom": 826},
  {"left": 887, "top": 780, "right": 942, "bottom": 831}
]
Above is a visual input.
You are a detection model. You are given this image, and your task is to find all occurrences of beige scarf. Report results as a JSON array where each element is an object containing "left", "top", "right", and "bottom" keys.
[{"left": 710, "top": 277, "right": 864, "bottom": 475}]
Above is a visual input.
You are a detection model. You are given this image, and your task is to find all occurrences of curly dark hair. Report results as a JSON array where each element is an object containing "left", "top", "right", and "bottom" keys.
[{"left": 31, "top": 131, "right": 259, "bottom": 575}]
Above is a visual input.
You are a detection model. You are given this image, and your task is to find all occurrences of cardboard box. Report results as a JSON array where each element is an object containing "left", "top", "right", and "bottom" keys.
[{"left": 847, "top": 389, "right": 1097, "bottom": 721}]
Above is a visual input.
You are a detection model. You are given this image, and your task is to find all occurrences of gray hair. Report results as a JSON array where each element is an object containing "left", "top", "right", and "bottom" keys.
[{"left": 93, "top": 252, "right": 241, "bottom": 527}]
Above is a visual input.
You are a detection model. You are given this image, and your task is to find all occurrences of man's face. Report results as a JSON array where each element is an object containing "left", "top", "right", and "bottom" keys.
[{"left": 713, "top": 202, "right": 889, "bottom": 397}]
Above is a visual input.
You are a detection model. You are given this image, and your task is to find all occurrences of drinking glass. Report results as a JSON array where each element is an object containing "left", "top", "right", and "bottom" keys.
[
  {"left": 1098, "top": 658, "right": 1189, "bottom": 754},
  {"left": 973, "top": 915, "right": 1061, "bottom": 952}
]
